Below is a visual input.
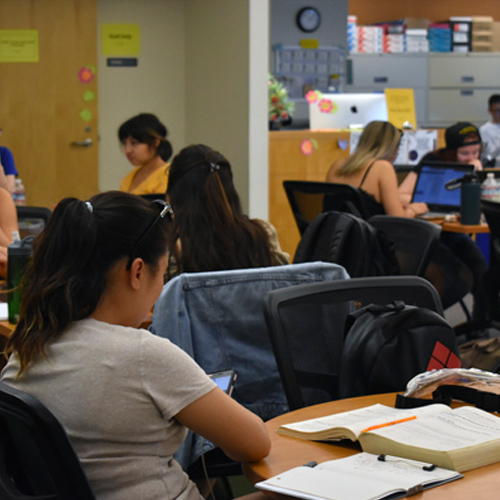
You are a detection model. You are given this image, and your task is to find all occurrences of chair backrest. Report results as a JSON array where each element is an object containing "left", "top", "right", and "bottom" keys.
[
  {"left": 480, "top": 199, "right": 500, "bottom": 319},
  {"left": 0, "top": 381, "right": 96, "bottom": 500},
  {"left": 368, "top": 215, "right": 441, "bottom": 276},
  {"left": 283, "top": 180, "right": 370, "bottom": 235},
  {"left": 16, "top": 206, "right": 52, "bottom": 238},
  {"left": 481, "top": 199, "right": 500, "bottom": 249},
  {"left": 294, "top": 211, "right": 400, "bottom": 278},
  {"left": 263, "top": 276, "right": 443, "bottom": 411}
]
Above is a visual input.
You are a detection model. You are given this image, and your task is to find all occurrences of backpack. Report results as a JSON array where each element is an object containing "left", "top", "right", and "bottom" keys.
[
  {"left": 338, "top": 301, "right": 461, "bottom": 398},
  {"left": 459, "top": 337, "right": 500, "bottom": 373},
  {"left": 293, "top": 211, "right": 399, "bottom": 278}
]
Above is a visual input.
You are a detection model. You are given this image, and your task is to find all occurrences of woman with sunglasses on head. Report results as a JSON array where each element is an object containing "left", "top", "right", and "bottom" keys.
[
  {"left": 1, "top": 191, "right": 270, "bottom": 500},
  {"left": 166, "top": 144, "right": 289, "bottom": 278},
  {"left": 118, "top": 113, "right": 173, "bottom": 195},
  {"left": 325, "top": 120, "right": 428, "bottom": 218}
]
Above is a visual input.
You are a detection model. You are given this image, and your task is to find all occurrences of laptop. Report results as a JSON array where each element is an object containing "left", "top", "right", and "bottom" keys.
[{"left": 411, "top": 161, "right": 474, "bottom": 219}]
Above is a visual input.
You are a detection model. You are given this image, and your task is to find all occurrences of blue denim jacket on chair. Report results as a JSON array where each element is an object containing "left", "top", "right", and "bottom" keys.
[{"left": 150, "top": 262, "right": 349, "bottom": 469}]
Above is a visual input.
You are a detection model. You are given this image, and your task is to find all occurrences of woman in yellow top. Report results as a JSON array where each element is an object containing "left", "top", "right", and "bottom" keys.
[{"left": 118, "top": 113, "right": 173, "bottom": 195}]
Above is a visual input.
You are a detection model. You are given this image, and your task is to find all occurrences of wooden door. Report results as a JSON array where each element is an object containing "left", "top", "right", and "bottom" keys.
[{"left": 0, "top": 0, "right": 98, "bottom": 207}]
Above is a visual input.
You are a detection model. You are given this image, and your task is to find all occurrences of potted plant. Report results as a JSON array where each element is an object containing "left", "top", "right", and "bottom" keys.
[{"left": 268, "top": 73, "right": 294, "bottom": 130}]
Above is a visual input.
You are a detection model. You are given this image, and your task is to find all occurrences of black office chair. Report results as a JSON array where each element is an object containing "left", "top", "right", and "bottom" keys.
[
  {"left": 264, "top": 276, "right": 444, "bottom": 411},
  {"left": 16, "top": 206, "right": 52, "bottom": 238},
  {"left": 368, "top": 215, "right": 441, "bottom": 276},
  {"left": 283, "top": 180, "right": 371, "bottom": 235},
  {"left": 480, "top": 200, "right": 500, "bottom": 321},
  {"left": 0, "top": 381, "right": 96, "bottom": 500}
]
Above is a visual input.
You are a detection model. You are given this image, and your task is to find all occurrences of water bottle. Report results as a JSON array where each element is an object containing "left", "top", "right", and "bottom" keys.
[
  {"left": 7, "top": 236, "right": 34, "bottom": 323},
  {"left": 460, "top": 174, "right": 481, "bottom": 225},
  {"left": 12, "top": 178, "right": 26, "bottom": 206},
  {"left": 480, "top": 173, "right": 500, "bottom": 201}
]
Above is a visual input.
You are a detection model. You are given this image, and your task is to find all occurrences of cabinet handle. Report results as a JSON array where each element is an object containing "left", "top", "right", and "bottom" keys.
[
  {"left": 461, "top": 76, "right": 474, "bottom": 83},
  {"left": 374, "top": 77, "right": 388, "bottom": 83},
  {"left": 347, "top": 60, "right": 353, "bottom": 85},
  {"left": 460, "top": 90, "right": 474, "bottom": 96}
]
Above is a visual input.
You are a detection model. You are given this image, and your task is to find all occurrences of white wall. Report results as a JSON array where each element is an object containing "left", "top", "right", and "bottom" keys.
[{"left": 97, "top": 0, "right": 186, "bottom": 191}]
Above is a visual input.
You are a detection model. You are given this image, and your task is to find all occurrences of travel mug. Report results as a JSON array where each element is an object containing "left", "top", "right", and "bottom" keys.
[
  {"left": 460, "top": 177, "right": 481, "bottom": 225},
  {"left": 7, "top": 236, "right": 34, "bottom": 323}
]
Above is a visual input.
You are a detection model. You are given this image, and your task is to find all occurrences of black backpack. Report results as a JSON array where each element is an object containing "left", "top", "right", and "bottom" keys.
[
  {"left": 293, "top": 211, "right": 399, "bottom": 278},
  {"left": 338, "top": 301, "right": 461, "bottom": 398}
]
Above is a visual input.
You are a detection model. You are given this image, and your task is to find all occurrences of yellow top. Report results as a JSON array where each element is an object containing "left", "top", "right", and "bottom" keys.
[{"left": 119, "top": 163, "right": 170, "bottom": 195}]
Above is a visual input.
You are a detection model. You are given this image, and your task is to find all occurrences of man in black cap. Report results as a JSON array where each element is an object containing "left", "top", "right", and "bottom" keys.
[{"left": 480, "top": 94, "right": 500, "bottom": 165}]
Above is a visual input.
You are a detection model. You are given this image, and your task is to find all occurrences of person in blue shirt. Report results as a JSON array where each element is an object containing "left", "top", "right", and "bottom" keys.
[{"left": 0, "top": 144, "right": 19, "bottom": 193}]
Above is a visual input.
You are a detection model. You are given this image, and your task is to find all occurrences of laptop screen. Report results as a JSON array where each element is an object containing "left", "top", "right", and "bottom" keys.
[{"left": 411, "top": 162, "right": 474, "bottom": 212}]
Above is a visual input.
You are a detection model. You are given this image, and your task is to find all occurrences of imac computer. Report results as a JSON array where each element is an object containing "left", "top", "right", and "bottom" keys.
[{"left": 309, "top": 93, "right": 388, "bottom": 130}]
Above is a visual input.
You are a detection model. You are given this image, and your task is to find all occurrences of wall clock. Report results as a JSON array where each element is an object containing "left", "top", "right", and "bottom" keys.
[{"left": 296, "top": 7, "right": 321, "bottom": 33}]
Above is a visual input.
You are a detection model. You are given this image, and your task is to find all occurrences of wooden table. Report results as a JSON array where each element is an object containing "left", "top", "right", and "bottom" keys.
[
  {"left": 0, "top": 321, "right": 14, "bottom": 338},
  {"left": 441, "top": 220, "right": 490, "bottom": 235},
  {"left": 243, "top": 393, "right": 500, "bottom": 499}
]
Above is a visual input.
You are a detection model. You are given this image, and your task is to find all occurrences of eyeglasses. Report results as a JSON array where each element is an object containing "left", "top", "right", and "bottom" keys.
[{"left": 126, "top": 199, "right": 174, "bottom": 269}]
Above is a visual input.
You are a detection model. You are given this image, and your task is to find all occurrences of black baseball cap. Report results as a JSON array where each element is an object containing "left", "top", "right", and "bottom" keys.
[{"left": 445, "top": 122, "right": 482, "bottom": 150}]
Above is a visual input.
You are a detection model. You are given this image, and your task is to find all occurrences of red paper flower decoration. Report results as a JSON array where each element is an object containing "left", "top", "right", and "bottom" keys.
[
  {"left": 300, "top": 139, "right": 318, "bottom": 156},
  {"left": 318, "top": 98, "right": 337, "bottom": 114},
  {"left": 305, "top": 90, "right": 322, "bottom": 104},
  {"left": 78, "top": 67, "right": 95, "bottom": 84}
]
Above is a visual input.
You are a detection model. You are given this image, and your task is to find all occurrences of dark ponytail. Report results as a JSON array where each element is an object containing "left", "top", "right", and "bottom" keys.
[
  {"left": 5, "top": 191, "right": 171, "bottom": 374},
  {"left": 167, "top": 144, "right": 274, "bottom": 273}
]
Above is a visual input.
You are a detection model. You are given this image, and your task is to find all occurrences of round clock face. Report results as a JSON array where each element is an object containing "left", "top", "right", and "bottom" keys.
[{"left": 296, "top": 7, "right": 321, "bottom": 33}]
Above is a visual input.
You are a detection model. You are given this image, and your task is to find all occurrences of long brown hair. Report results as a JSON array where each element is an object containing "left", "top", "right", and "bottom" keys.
[
  {"left": 5, "top": 191, "right": 171, "bottom": 375},
  {"left": 167, "top": 144, "right": 275, "bottom": 274},
  {"left": 338, "top": 121, "right": 401, "bottom": 176}
]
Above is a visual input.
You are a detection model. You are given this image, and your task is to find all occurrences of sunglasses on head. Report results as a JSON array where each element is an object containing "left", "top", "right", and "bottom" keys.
[{"left": 126, "top": 199, "right": 174, "bottom": 270}]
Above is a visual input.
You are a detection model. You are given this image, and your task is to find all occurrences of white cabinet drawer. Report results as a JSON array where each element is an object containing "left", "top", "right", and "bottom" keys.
[
  {"left": 429, "top": 54, "right": 500, "bottom": 87},
  {"left": 348, "top": 54, "right": 428, "bottom": 88},
  {"left": 427, "top": 88, "right": 492, "bottom": 125}
]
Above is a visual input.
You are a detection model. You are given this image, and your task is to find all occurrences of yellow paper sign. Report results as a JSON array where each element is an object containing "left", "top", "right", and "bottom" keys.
[
  {"left": 384, "top": 88, "right": 417, "bottom": 130},
  {"left": 0, "top": 30, "right": 39, "bottom": 63},
  {"left": 300, "top": 39, "right": 319, "bottom": 49},
  {"left": 101, "top": 24, "right": 140, "bottom": 56}
]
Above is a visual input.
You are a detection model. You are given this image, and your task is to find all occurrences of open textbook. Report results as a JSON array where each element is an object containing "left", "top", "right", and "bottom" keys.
[
  {"left": 256, "top": 452, "right": 462, "bottom": 500},
  {"left": 277, "top": 403, "right": 500, "bottom": 472}
]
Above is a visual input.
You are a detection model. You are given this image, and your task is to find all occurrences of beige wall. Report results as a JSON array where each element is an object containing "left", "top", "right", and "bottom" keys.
[
  {"left": 97, "top": 0, "right": 269, "bottom": 217},
  {"left": 97, "top": 0, "right": 186, "bottom": 192}
]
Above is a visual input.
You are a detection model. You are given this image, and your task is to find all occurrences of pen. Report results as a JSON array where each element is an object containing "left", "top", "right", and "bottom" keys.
[{"left": 361, "top": 415, "right": 417, "bottom": 433}]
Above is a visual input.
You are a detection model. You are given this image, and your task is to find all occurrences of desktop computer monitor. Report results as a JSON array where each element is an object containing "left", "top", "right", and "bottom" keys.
[{"left": 309, "top": 93, "right": 388, "bottom": 130}]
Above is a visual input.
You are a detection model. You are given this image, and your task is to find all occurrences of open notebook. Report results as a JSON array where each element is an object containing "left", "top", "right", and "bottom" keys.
[{"left": 411, "top": 161, "right": 474, "bottom": 219}]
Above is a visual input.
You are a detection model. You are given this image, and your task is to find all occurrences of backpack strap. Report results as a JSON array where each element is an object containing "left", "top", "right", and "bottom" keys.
[
  {"left": 395, "top": 384, "right": 500, "bottom": 412},
  {"left": 344, "top": 301, "right": 406, "bottom": 337},
  {"left": 294, "top": 212, "right": 330, "bottom": 263},
  {"left": 327, "top": 213, "right": 356, "bottom": 264}
]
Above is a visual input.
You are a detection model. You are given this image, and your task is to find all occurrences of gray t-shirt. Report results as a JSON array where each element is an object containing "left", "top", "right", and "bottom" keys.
[{"left": 1, "top": 318, "right": 216, "bottom": 500}]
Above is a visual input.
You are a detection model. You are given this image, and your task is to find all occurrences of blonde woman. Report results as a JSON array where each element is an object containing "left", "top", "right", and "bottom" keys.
[{"left": 325, "top": 121, "right": 428, "bottom": 218}]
